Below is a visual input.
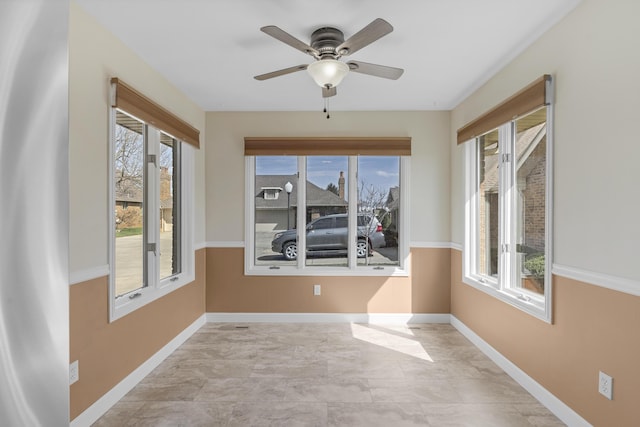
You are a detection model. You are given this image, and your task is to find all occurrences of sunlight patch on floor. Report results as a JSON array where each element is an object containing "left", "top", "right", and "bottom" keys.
[{"left": 349, "top": 323, "right": 433, "bottom": 362}]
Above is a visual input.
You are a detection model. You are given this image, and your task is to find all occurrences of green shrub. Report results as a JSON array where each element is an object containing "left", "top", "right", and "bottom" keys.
[{"left": 524, "top": 253, "right": 545, "bottom": 279}]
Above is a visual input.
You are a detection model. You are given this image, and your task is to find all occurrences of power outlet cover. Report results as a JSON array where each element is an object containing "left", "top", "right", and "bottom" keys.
[
  {"left": 598, "top": 371, "right": 612, "bottom": 400},
  {"left": 69, "top": 360, "right": 79, "bottom": 385},
  {"left": 314, "top": 284, "right": 321, "bottom": 296}
]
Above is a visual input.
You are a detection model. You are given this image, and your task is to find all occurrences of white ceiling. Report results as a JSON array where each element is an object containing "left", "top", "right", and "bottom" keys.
[{"left": 75, "top": 0, "right": 580, "bottom": 112}]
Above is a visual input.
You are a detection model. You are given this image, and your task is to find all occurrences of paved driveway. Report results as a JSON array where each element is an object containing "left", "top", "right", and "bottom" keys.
[{"left": 114, "top": 231, "right": 175, "bottom": 295}]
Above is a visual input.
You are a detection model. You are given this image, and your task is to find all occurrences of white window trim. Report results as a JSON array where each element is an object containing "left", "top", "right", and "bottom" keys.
[
  {"left": 108, "top": 107, "right": 195, "bottom": 323},
  {"left": 244, "top": 156, "right": 410, "bottom": 277},
  {"left": 463, "top": 107, "right": 553, "bottom": 323}
]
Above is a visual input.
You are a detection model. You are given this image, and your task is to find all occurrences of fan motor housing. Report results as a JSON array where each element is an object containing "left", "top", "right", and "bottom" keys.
[{"left": 310, "top": 27, "right": 344, "bottom": 57}]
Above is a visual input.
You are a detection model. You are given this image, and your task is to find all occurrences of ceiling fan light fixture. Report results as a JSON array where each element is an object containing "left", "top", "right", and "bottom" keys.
[{"left": 307, "top": 59, "right": 349, "bottom": 88}]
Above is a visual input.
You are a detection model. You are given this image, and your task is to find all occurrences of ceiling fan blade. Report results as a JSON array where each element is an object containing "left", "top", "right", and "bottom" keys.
[
  {"left": 336, "top": 18, "right": 393, "bottom": 56},
  {"left": 261, "top": 25, "right": 319, "bottom": 58},
  {"left": 347, "top": 61, "right": 404, "bottom": 80},
  {"left": 254, "top": 64, "right": 308, "bottom": 81},
  {"left": 322, "top": 86, "right": 337, "bottom": 98}
]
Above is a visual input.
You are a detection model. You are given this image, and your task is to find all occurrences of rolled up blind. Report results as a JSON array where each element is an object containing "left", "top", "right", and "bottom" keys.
[
  {"left": 111, "top": 78, "right": 200, "bottom": 148},
  {"left": 457, "top": 75, "right": 552, "bottom": 144},
  {"left": 244, "top": 137, "right": 411, "bottom": 156}
]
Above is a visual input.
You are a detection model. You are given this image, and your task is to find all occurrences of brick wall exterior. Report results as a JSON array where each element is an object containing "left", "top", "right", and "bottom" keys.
[{"left": 520, "top": 138, "right": 546, "bottom": 253}]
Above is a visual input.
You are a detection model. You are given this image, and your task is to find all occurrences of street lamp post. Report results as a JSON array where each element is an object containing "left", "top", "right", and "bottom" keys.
[{"left": 284, "top": 181, "right": 293, "bottom": 230}]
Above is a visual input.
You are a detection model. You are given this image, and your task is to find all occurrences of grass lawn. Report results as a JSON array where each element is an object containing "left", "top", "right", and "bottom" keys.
[{"left": 116, "top": 227, "right": 142, "bottom": 238}]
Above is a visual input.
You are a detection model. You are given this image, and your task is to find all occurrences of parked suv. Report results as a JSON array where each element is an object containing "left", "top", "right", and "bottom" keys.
[{"left": 271, "top": 213, "right": 385, "bottom": 261}]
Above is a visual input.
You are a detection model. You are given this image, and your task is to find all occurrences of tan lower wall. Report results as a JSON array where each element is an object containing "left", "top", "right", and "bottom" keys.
[
  {"left": 450, "top": 249, "right": 640, "bottom": 426},
  {"left": 206, "top": 247, "right": 450, "bottom": 314},
  {"left": 69, "top": 248, "right": 206, "bottom": 420}
]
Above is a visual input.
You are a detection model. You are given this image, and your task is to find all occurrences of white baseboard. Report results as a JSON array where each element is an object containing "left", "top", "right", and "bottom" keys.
[
  {"left": 70, "top": 314, "right": 206, "bottom": 427},
  {"left": 450, "top": 316, "right": 591, "bottom": 427},
  {"left": 206, "top": 312, "right": 451, "bottom": 324}
]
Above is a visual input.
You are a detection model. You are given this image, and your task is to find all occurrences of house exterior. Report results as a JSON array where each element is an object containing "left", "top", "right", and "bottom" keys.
[
  {"left": 114, "top": 166, "right": 174, "bottom": 232},
  {"left": 255, "top": 174, "right": 348, "bottom": 231},
  {"left": 384, "top": 186, "right": 400, "bottom": 246},
  {"left": 114, "top": 187, "right": 142, "bottom": 229}
]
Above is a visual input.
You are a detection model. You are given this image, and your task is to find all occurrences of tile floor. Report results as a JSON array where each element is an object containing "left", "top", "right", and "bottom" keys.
[{"left": 94, "top": 323, "right": 565, "bottom": 426}]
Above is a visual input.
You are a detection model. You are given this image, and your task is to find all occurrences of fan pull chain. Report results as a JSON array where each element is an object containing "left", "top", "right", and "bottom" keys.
[{"left": 325, "top": 98, "right": 330, "bottom": 119}]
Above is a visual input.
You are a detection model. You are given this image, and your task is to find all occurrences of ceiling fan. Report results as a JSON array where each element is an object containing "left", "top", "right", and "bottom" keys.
[{"left": 254, "top": 18, "right": 404, "bottom": 99}]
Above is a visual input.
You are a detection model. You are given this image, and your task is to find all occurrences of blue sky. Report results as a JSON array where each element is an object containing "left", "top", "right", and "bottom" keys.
[{"left": 256, "top": 155, "right": 399, "bottom": 195}]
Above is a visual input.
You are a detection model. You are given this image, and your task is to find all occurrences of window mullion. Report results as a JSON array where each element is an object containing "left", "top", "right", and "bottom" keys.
[
  {"left": 347, "top": 156, "right": 358, "bottom": 268},
  {"left": 146, "top": 127, "right": 160, "bottom": 288},
  {"left": 474, "top": 141, "right": 483, "bottom": 280},
  {"left": 502, "top": 122, "right": 520, "bottom": 288},
  {"left": 297, "top": 156, "right": 306, "bottom": 268},
  {"left": 173, "top": 140, "right": 182, "bottom": 275},
  {"left": 498, "top": 123, "right": 515, "bottom": 291},
  {"left": 544, "top": 103, "right": 554, "bottom": 319}
]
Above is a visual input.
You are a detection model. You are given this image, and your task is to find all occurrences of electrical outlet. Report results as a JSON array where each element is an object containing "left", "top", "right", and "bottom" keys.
[
  {"left": 314, "top": 284, "right": 321, "bottom": 296},
  {"left": 69, "top": 360, "right": 79, "bottom": 385},
  {"left": 598, "top": 371, "right": 613, "bottom": 400}
]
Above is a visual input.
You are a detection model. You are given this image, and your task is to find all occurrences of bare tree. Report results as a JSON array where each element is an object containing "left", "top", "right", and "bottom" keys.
[
  {"left": 358, "top": 180, "right": 388, "bottom": 215},
  {"left": 159, "top": 139, "right": 175, "bottom": 170},
  {"left": 357, "top": 180, "right": 389, "bottom": 265},
  {"left": 159, "top": 142, "right": 175, "bottom": 203},
  {"left": 114, "top": 124, "right": 144, "bottom": 195}
]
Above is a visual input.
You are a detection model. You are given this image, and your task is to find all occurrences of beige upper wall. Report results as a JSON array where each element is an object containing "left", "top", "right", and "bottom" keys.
[
  {"left": 451, "top": 0, "right": 640, "bottom": 281},
  {"left": 205, "top": 111, "right": 451, "bottom": 244},
  {"left": 69, "top": 2, "right": 207, "bottom": 273}
]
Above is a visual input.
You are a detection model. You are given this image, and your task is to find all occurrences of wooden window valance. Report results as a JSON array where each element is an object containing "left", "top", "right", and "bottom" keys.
[
  {"left": 110, "top": 78, "right": 200, "bottom": 148},
  {"left": 456, "top": 74, "right": 552, "bottom": 144},
  {"left": 244, "top": 137, "right": 411, "bottom": 156}
]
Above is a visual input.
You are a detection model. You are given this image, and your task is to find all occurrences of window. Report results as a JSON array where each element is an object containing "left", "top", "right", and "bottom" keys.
[
  {"left": 462, "top": 76, "right": 553, "bottom": 321},
  {"left": 245, "top": 137, "right": 410, "bottom": 276},
  {"left": 109, "top": 79, "right": 196, "bottom": 321},
  {"left": 357, "top": 156, "right": 400, "bottom": 268},
  {"left": 113, "top": 112, "right": 146, "bottom": 296},
  {"left": 262, "top": 188, "right": 280, "bottom": 200},
  {"left": 476, "top": 128, "right": 500, "bottom": 281},
  {"left": 159, "top": 133, "right": 181, "bottom": 280},
  {"left": 305, "top": 156, "right": 349, "bottom": 268}
]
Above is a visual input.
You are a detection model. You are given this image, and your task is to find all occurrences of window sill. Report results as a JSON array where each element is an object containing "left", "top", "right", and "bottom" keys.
[
  {"left": 110, "top": 271, "right": 195, "bottom": 322},
  {"left": 462, "top": 275, "right": 550, "bottom": 323},
  {"left": 245, "top": 265, "right": 409, "bottom": 277}
]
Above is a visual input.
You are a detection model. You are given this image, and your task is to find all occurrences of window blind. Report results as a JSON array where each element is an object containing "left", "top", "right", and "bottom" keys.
[
  {"left": 111, "top": 78, "right": 200, "bottom": 148},
  {"left": 457, "top": 75, "right": 552, "bottom": 144},
  {"left": 244, "top": 137, "right": 411, "bottom": 156}
]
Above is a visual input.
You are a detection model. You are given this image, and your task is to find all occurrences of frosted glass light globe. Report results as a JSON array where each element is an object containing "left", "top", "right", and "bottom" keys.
[{"left": 307, "top": 59, "right": 349, "bottom": 88}]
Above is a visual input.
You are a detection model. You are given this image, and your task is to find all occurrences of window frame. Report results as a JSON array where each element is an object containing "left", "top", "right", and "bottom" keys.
[
  {"left": 108, "top": 106, "right": 195, "bottom": 323},
  {"left": 463, "top": 105, "right": 553, "bottom": 322},
  {"left": 245, "top": 155, "right": 410, "bottom": 277}
]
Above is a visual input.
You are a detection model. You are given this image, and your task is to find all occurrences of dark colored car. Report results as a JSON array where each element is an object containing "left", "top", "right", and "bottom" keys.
[{"left": 271, "top": 213, "right": 385, "bottom": 261}]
